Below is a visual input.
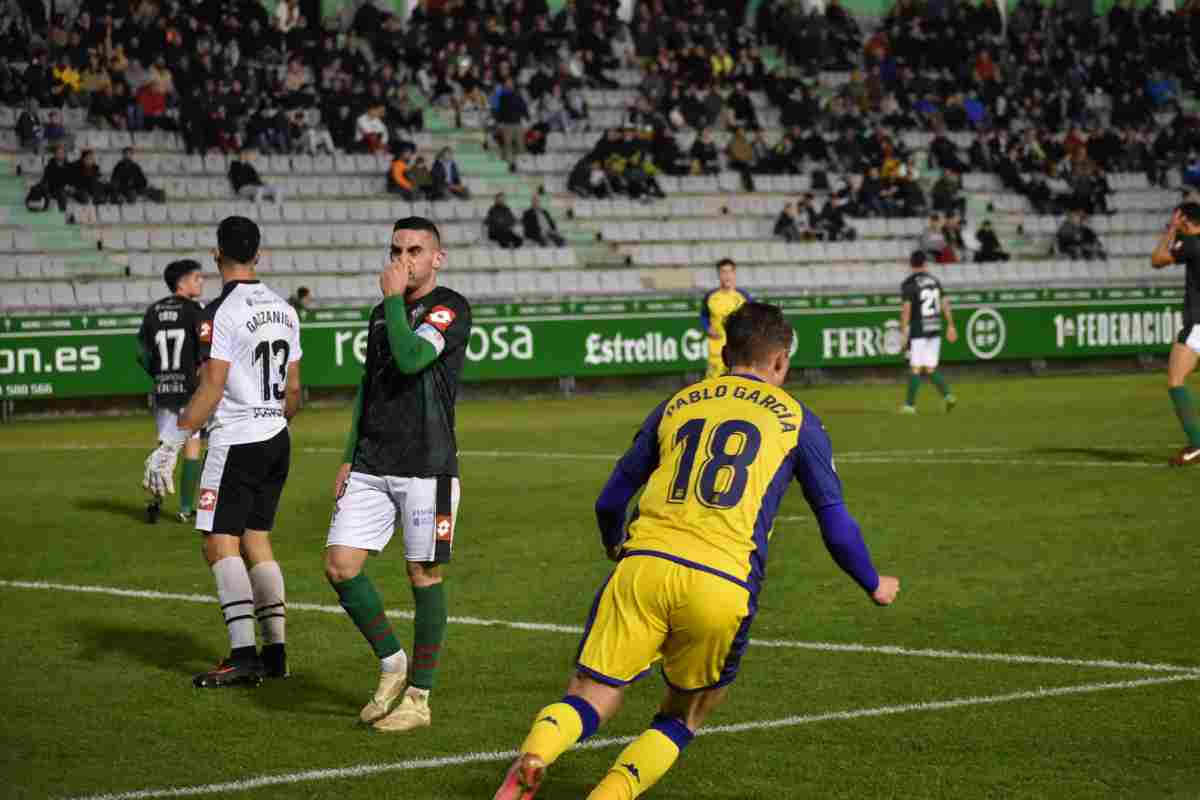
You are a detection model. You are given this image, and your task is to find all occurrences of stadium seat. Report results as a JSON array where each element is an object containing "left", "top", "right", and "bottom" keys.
[
  {"left": 308, "top": 226, "right": 333, "bottom": 247},
  {"left": 125, "top": 230, "right": 150, "bottom": 250},
  {"left": 127, "top": 281, "right": 156, "bottom": 304},
  {"left": 285, "top": 227, "right": 311, "bottom": 247},
  {"left": 493, "top": 272, "right": 517, "bottom": 295},
  {"left": 50, "top": 282, "right": 76, "bottom": 308},
  {"left": 514, "top": 270, "right": 539, "bottom": 295},
  {"left": 97, "top": 282, "right": 126, "bottom": 306},
  {"left": 315, "top": 252, "right": 340, "bottom": 272},
  {"left": 292, "top": 252, "right": 317, "bottom": 273}
]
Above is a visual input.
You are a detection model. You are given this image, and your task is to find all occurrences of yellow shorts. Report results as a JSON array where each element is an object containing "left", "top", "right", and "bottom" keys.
[{"left": 576, "top": 553, "right": 755, "bottom": 691}]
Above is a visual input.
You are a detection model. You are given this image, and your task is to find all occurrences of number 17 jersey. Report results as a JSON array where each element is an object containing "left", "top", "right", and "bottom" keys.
[
  {"left": 198, "top": 280, "right": 303, "bottom": 447},
  {"left": 621, "top": 373, "right": 845, "bottom": 593}
]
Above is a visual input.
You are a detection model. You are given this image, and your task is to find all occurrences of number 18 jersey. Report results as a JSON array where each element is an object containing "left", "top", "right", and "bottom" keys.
[
  {"left": 198, "top": 280, "right": 302, "bottom": 447},
  {"left": 621, "top": 373, "right": 845, "bottom": 593}
]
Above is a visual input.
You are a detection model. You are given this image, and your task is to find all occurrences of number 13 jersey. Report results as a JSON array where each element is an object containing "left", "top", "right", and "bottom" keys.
[
  {"left": 619, "top": 373, "right": 845, "bottom": 591},
  {"left": 198, "top": 280, "right": 303, "bottom": 447}
]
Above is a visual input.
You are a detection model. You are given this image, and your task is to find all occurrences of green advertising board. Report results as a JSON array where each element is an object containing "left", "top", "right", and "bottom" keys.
[{"left": 0, "top": 286, "right": 1185, "bottom": 400}]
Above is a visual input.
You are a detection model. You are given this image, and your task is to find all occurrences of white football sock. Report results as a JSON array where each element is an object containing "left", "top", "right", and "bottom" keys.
[
  {"left": 212, "top": 557, "right": 256, "bottom": 650},
  {"left": 249, "top": 560, "right": 286, "bottom": 645},
  {"left": 381, "top": 648, "right": 407, "bottom": 674}
]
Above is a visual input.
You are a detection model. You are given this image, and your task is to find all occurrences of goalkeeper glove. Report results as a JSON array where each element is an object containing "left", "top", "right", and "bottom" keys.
[{"left": 143, "top": 439, "right": 184, "bottom": 496}]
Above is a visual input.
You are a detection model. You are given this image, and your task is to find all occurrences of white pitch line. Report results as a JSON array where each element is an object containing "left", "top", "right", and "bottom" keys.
[
  {"left": 0, "top": 444, "right": 1168, "bottom": 470},
  {"left": 4, "top": 579, "right": 1197, "bottom": 674},
  {"left": 64, "top": 672, "right": 1200, "bottom": 800}
]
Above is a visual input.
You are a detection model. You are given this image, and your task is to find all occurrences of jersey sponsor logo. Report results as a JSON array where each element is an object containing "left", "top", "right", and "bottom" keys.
[
  {"left": 198, "top": 488, "right": 218, "bottom": 512},
  {"left": 435, "top": 514, "right": 453, "bottom": 542},
  {"left": 426, "top": 306, "right": 456, "bottom": 332},
  {"left": 199, "top": 320, "right": 212, "bottom": 343}
]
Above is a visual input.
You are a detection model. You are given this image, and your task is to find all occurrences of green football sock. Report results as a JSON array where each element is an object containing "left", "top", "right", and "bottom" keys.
[
  {"left": 411, "top": 582, "right": 447, "bottom": 690},
  {"left": 179, "top": 457, "right": 201, "bottom": 514},
  {"left": 905, "top": 374, "right": 921, "bottom": 406},
  {"left": 930, "top": 370, "right": 952, "bottom": 398},
  {"left": 1168, "top": 386, "right": 1200, "bottom": 447},
  {"left": 332, "top": 573, "right": 402, "bottom": 660}
]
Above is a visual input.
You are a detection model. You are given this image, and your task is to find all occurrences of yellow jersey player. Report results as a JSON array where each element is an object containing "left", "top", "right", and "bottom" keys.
[
  {"left": 699, "top": 258, "right": 751, "bottom": 379},
  {"left": 494, "top": 302, "right": 900, "bottom": 800}
]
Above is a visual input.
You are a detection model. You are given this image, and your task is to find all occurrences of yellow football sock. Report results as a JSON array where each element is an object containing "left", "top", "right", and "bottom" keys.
[
  {"left": 520, "top": 697, "right": 599, "bottom": 766},
  {"left": 586, "top": 726, "right": 685, "bottom": 800}
]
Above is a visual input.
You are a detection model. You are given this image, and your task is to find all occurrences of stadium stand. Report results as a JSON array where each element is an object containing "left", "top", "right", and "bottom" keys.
[{"left": 0, "top": 0, "right": 1195, "bottom": 313}]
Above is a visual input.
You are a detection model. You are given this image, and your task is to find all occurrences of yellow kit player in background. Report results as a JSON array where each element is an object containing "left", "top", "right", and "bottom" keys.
[
  {"left": 700, "top": 258, "right": 751, "bottom": 378},
  {"left": 494, "top": 301, "right": 900, "bottom": 800}
]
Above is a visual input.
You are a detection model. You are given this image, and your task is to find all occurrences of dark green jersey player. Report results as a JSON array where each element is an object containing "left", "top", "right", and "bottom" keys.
[
  {"left": 322, "top": 217, "right": 472, "bottom": 734},
  {"left": 898, "top": 251, "right": 957, "bottom": 414},
  {"left": 136, "top": 259, "right": 206, "bottom": 522},
  {"left": 1151, "top": 202, "right": 1200, "bottom": 466}
]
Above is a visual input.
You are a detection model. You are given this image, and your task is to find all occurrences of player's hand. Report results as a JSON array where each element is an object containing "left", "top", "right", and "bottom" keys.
[
  {"left": 380, "top": 259, "right": 410, "bottom": 298},
  {"left": 143, "top": 440, "right": 183, "bottom": 496},
  {"left": 871, "top": 575, "right": 900, "bottom": 606},
  {"left": 1168, "top": 209, "right": 1182, "bottom": 231},
  {"left": 333, "top": 462, "right": 351, "bottom": 499},
  {"left": 606, "top": 543, "right": 624, "bottom": 562},
  {"left": 946, "top": 326, "right": 958, "bottom": 344}
]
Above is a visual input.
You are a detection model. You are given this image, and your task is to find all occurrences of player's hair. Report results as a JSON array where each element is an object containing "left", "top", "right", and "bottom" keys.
[
  {"left": 1178, "top": 203, "right": 1200, "bottom": 226},
  {"left": 216, "top": 216, "right": 261, "bottom": 265},
  {"left": 393, "top": 216, "right": 442, "bottom": 246},
  {"left": 716, "top": 257, "right": 736, "bottom": 271},
  {"left": 724, "top": 302, "right": 793, "bottom": 368},
  {"left": 163, "top": 259, "right": 201, "bottom": 292},
  {"left": 910, "top": 250, "right": 927, "bottom": 268}
]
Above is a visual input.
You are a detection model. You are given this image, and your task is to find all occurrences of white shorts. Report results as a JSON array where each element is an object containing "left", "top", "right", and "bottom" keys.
[
  {"left": 909, "top": 337, "right": 941, "bottom": 369},
  {"left": 326, "top": 472, "right": 461, "bottom": 563},
  {"left": 154, "top": 408, "right": 200, "bottom": 442},
  {"left": 1180, "top": 325, "right": 1200, "bottom": 355}
]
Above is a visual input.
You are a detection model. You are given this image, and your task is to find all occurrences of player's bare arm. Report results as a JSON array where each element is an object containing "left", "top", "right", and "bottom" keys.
[
  {"left": 900, "top": 300, "right": 912, "bottom": 347},
  {"left": 179, "top": 358, "right": 230, "bottom": 432},
  {"left": 283, "top": 359, "right": 302, "bottom": 420},
  {"left": 1151, "top": 210, "right": 1181, "bottom": 269},
  {"left": 942, "top": 297, "right": 958, "bottom": 343}
]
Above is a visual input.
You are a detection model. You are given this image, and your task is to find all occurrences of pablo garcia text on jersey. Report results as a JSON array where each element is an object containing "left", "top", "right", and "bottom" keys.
[{"left": 663, "top": 383, "right": 799, "bottom": 433}]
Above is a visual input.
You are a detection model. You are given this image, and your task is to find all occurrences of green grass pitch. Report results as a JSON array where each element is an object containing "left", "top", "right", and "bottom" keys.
[{"left": 1, "top": 372, "right": 1198, "bottom": 800}]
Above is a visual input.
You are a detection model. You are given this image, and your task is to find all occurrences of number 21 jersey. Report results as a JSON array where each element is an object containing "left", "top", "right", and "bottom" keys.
[
  {"left": 900, "top": 272, "right": 944, "bottom": 339},
  {"left": 197, "top": 280, "right": 302, "bottom": 447}
]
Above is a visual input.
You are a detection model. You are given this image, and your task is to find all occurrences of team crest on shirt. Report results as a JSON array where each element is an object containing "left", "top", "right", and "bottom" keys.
[
  {"left": 199, "top": 320, "right": 212, "bottom": 343},
  {"left": 198, "top": 489, "right": 217, "bottom": 511},
  {"left": 435, "top": 514, "right": 453, "bottom": 542},
  {"left": 426, "top": 306, "right": 456, "bottom": 332}
]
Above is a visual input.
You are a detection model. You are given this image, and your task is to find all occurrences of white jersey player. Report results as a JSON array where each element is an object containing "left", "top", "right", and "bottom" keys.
[{"left": 143, "top": 216, "right": 303, "bottom": 688}]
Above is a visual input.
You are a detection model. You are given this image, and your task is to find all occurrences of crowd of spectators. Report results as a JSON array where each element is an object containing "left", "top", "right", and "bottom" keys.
[
  {"left": 27, "top": 141, "right": 162, "bottom": 210},
  {"left": 484, "top": 189, "right": 565, "bottom": 249},
  {"left": 4, "top": 0, "right": 1200, "bottom": 242},
  {"left": 566, "top": 127, "right": 668, "bottom": 201}
]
